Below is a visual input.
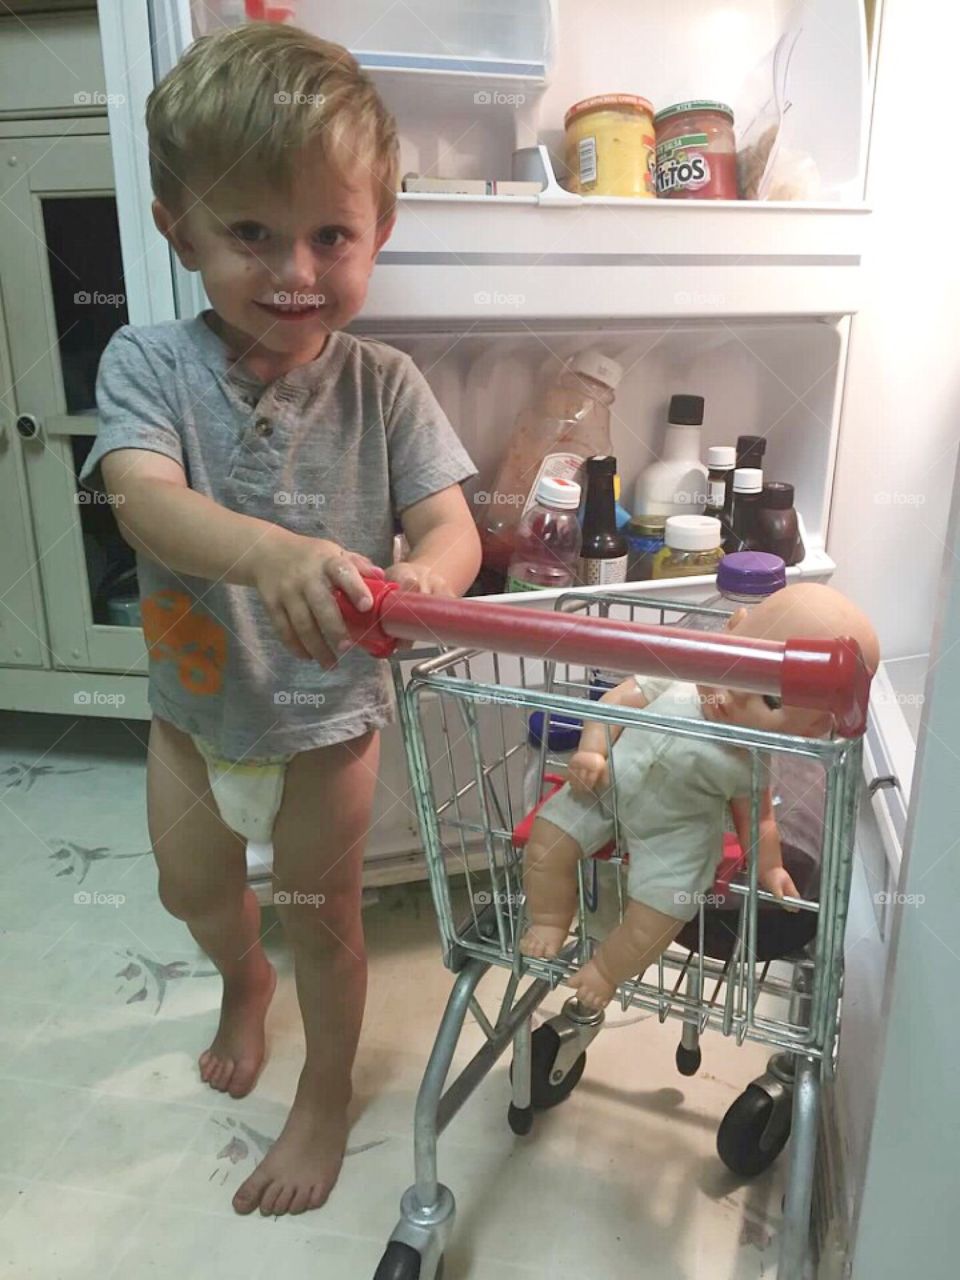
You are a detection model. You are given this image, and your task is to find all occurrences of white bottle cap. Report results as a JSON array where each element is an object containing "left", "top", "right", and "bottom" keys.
[
  {"left": 707, "top": 446, "right": 736, "bottom": 469},
  {"left": 664, "top": 515, "right": 722, "bottom": 551},
  {"left": 733, "top": 467, "right": 763, "bottom": 494},
  {"left": 569, "top": 349, "right": 623, "bottom": 389},
  {"left": 535, "top": 475, "right": 581, "bottom": 510}
]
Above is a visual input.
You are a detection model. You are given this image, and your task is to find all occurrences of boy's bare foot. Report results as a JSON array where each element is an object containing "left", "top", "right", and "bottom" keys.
[
  {"left": 568, "top": 957, "right": 616, "bottom": 1011},
  {"left": 519, "top": 922, "right": 569, "bottom": 959},
  {"left": 232, "top": 1077, "right": 349, "bottom": 1216},
  {"left": 199, "top": 952, "right": 276, "bottom": 1098}
]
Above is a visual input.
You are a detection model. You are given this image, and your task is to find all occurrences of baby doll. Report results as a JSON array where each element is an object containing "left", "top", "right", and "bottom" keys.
[{"left": 518, "top": 583, "right": 879, "bottom": 1011}]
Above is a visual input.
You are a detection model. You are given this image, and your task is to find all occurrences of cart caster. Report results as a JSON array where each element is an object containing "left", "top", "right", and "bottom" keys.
[
  {"left": 675, "top": 1043, "right": 702, "bottom": 1077},
  {"left": 373, "top": 1241, "right": 445, "bottom": 1280},
  {"left": 507, "top": 1102, "right": 534, "bottom": 1135},
  {"left": 511, "top": 1023, "right": 586, "bottom": 1109},
  {"left": 717, "top": 1081, "right": 793, "bottom": 1176}
]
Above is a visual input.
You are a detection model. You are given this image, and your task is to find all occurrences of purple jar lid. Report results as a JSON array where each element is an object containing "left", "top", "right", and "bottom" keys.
[{"left": 717, "top": 551, "right": 786, "bottom": 595}]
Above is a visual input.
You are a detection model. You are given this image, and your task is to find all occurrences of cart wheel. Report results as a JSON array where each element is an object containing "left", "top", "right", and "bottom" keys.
[
  {"left": 507, "top": 1102, "right": 534, "bottom": 1135},
  {"left": 717, "top": 1082, "right": 792, "bottom": 1176},
  {"left": 675, "top": 1043, "right": 702, "bottom": 1077},
  {"left": 510, "top": 1024, "right": 586, "bottom": 1109},
  {"left": 373, "top": 1242, "right": 445, "bottom": 1280}
]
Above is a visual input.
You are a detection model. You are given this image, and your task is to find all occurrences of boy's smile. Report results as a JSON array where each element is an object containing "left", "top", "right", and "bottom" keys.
[{"left": 154, "top": 139, "right": 395, "bottom": 382}]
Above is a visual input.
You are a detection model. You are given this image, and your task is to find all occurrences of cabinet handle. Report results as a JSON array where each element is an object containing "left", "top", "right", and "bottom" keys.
[{"left": 15, "top": 413, "right": 42, "bottom": 442}]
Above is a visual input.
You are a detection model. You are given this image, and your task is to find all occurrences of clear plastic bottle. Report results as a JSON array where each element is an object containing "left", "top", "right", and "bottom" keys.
[
  {"left": 477, "top": 350, "right": 621, "bottom": 591},
  {"left": 506, "top": 476, "right": 583, "bottom": 592},
  {"left": 678, "top": 550, "right": 786, "bottom": 631}
]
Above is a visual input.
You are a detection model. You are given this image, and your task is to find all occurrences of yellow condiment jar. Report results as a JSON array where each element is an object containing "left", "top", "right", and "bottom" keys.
[{"left": 563, "top": 94, "right": 656, "bottom": 197}]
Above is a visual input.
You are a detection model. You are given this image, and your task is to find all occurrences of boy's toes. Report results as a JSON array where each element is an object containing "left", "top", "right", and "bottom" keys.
[
  {"left": 260, "top": 1181, "right": 289, "bottom": 1217},
  {"left": 228, "top": 1058, "right": 259, "bottom": 1098},
  {"left": 308, "top": 1182, "right": 332, "bottom": 1211},
  {"left": 212, "top": 1059, "right": 235, "bottom": 1091},
  {"left": 288, "top": 1183, "right": 313, "bottom": 1215},
  {"left": 232, "top": 1168, "right": 272, "bottom": 1215}
]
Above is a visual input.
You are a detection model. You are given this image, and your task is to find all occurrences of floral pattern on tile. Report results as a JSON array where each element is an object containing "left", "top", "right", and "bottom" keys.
[{"left": 114, "top": 948, "right": 217, "bottom": 1014}]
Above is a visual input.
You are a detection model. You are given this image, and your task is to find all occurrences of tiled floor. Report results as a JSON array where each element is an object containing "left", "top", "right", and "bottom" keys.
[{"left": 0, "top": 711, "right": 788, "bottom": 1279}]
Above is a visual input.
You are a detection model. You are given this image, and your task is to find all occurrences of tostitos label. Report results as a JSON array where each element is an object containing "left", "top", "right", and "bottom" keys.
[{"left": 656, "top": 133, "right": 711, "bottom": 196}]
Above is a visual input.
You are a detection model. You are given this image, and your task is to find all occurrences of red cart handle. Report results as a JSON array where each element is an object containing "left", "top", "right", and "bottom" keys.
[{"left": 335, "top": 578, "right": 872, "bottom": 737}]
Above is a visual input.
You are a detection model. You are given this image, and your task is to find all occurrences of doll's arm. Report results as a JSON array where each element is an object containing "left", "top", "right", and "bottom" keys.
[
  {"left": 730, "top": 788, "right": 800, "bottom": 910},
  {"left": 568, "top": 678, "right": 652, "bottom": 794}
]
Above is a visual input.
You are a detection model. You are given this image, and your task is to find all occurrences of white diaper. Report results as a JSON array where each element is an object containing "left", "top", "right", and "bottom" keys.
[{"left": 192, "top": 736, "right": 292, "bottom": 842}]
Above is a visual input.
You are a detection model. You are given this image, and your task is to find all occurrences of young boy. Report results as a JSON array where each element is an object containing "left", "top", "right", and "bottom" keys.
[{"left": 79, "top": 24, "right": 480, "bottom": 1217}]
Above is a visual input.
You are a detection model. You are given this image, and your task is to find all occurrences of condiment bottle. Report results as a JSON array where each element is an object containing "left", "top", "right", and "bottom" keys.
[
  {"left": 626, "top": 516, "right": 666, "bottom": 581},
  {"left": 651, "top": 515, "right": 723, "bottom": 579},
  {"left": 736, "top": 434, "right": 766, "bottom": 471},
  {"left": 634, "top": 394, "right": 709, "bottom": 518},
  {"left": 578, "top": 456, "right": 628, "bottom": 585},
  {"left": 678, "top": 551, "right": 787, "bottom": 632},
  {"left": 705, "top": 445, "right": 736, "bottom": 533},
  {"left": 506, "top": 476, "right": 583, "bottom": 592},
  {"left": 756, "top": 481, "right": 805, "bottom": 566},
  {"left": 725, "top": 467, "right": 764, "bottom": 553}
]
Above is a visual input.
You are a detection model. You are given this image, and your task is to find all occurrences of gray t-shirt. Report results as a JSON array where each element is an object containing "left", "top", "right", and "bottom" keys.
[{"left": 79, "top": 314, "right": 476, "bottom": 760}]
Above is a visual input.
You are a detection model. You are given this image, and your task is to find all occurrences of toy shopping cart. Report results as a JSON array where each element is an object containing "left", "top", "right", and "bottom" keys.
[{"left": 337, "top": 581, "right": 870, "bottom": 1280}]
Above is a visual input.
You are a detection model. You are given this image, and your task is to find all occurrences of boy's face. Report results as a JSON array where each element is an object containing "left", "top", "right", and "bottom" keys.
[{"left": 154, "top": 140, "right": 394, "bottom": 376}]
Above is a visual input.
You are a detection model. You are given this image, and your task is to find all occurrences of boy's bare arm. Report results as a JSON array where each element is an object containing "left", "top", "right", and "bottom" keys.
[
  {"left": 389, "top": 484, "right": 481, "bottom": 597},
  {"left": 102, "top": 448, "right": 379, "bottom": 667}
]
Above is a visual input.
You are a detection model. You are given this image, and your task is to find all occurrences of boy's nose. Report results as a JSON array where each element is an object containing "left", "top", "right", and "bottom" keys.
[{"left": 277, "top": 241, "right": 319, "bottom": 290}]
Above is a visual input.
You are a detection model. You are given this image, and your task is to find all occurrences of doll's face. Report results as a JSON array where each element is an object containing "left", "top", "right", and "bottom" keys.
[{"left": 700, "top": 685, "right": 833, "bottom": 738}]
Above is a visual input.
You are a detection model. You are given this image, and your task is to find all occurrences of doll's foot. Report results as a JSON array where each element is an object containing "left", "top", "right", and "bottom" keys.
[
  {"left": 519, "top": 923, "right": 569, "bottom": 959},
  {"left": 568, "top": 958, "right": 616, "bottom": 1011}
]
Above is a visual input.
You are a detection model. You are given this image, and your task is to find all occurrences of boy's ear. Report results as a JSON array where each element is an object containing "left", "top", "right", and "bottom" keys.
[
  {"left": 373, "top": 210, "right": 397, "bottom": 255},
  {"left": 152, "top": 199, "right": 201, "bottom": 272}
]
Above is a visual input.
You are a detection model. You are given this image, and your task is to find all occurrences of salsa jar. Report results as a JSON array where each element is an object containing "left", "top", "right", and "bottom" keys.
[
  {"left": 654, "top": 101, "right": 737, "bottom": 199},
  {"left": 563, "top": 94, "right": 656, "bottom": 197}
]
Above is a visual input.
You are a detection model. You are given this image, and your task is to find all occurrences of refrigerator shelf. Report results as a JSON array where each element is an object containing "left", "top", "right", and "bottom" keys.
[{"left": 369, "top": 194, "right": 870, "bottom": 324}]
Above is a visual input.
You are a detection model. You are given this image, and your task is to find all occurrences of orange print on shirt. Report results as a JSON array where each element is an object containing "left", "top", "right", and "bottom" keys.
[{"left": 141, "top": 590, "right": 227, "bottom": 696}]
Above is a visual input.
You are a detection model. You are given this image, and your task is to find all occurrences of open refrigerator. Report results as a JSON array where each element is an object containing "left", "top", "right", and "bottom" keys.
[{"left": 94, "top": 0, "right": 960, "bottom": 1274}]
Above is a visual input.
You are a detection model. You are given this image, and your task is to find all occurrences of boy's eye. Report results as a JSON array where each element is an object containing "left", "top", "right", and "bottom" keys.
[
  {"left": 230, "top": 222, "right": 269, "bottom": 243},
  {"left": 763, "top": 695, "right": 783, "bottom": 711},
  {"left": 314, "top": 226, "right": 350, "bottom": 248}
]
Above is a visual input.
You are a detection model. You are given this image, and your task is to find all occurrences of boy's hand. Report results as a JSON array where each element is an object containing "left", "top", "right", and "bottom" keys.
[
  {"left": 759, "top": 864, "right": 801, "bottom": 911},
  {"left": 252, "top": 532, "right": 384, "bottom": 668},
  {"left": 385, "top": 562, "right": 452, "bottom": 596},
  {"left": 568, "top": 749, "right": 609, "bottom": 795}
]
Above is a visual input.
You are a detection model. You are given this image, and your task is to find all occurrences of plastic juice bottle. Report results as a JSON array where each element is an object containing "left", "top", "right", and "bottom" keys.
[
  {"left": 477, "top": 350, "right": 622, "bottom": 591},
  {"left": 506, "top": 476, "right": 583, "bottom": 592}
]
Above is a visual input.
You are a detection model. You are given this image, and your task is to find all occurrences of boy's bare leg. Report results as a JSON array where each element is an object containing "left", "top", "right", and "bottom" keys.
[
  {"left": 147, "top": 716, "right": 276, "bottom": 1098},
  {"left": 569, "top": 899, "right": 683, "bottom": 1011},
  {"left": 232, "top": 730, "right": 379, "bottom": 1218},
  {"left": 519, "top": 818, "right": 584, "bottom": 959}
]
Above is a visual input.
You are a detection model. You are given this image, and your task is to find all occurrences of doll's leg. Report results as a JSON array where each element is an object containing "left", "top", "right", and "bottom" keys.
[
  {"left": 569, "top": 900, "right": 683, "bottom": 1011},
  {"left": 519, "top": 818, "right": 585, "bottom": 959}
]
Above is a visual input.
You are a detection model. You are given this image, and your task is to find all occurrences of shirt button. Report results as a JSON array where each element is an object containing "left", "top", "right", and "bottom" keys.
[{"left": 254, "top": 417, "right": 273, "bottom": 437}]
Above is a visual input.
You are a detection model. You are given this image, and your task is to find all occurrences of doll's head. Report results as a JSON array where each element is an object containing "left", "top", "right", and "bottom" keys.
[{"left": 699, "top": 583, "right": 880, "bottom": 737}]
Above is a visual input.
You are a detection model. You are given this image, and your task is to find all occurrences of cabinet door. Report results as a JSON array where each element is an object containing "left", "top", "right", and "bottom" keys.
[
  {"left": 0, "top": 135, "right": 147, "bottom": 674},
  {"left": 0, "top": 283, "right": 47, "bottom": 667}
]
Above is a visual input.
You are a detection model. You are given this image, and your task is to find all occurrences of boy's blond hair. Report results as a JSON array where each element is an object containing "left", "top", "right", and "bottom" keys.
[{"left": 146, "top": 22, "right": 399, "bottom": 225}]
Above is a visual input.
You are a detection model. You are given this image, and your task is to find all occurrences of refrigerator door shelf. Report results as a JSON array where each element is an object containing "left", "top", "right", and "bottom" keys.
[{"left": 370, "top": 197, "right": 869, "bottom": 323}]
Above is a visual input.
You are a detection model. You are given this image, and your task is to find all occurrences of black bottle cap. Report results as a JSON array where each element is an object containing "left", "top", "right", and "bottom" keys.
[
  {"left": 736, "top": 434, "right": 767, "bottom": 466},
  {"left": 586, "top": 454, "right": 617, "bottom": 475},
  {"left": 761, "top": 481, "right": 794, "bottom": 509},
  {"left": 668, "top": 395, "right": 704, "bottom": 426}
]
